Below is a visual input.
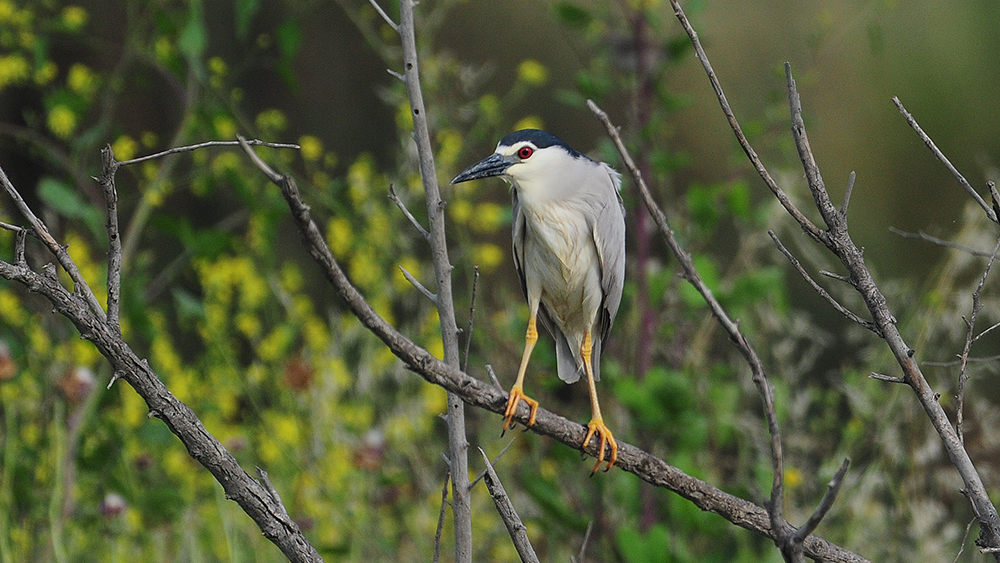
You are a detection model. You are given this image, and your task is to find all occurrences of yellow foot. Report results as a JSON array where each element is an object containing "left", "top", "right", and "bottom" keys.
[
  {"left": 583, "top": 418, "right": 618, "bottom": 473},
  {"left": 502, "top": 386, "right": 539, "bottom": 431}
]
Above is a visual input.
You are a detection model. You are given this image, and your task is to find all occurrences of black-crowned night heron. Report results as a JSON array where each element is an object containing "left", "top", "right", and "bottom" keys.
[{"left": 452, "top": 129, "right": 626, "bottom": 472}]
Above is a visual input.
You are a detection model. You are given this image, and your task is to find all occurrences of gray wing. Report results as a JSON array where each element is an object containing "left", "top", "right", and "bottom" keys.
[{"left": 589, "top": 164, "right": 627, "bottom": 380}]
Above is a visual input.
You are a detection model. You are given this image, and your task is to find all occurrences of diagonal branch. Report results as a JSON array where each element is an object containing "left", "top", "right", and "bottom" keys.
[
  {"left": 769, "top": 231, "right": 880, "bottom": 336},
  {"left": 892, "top": 97, "right": 997, "bottom": 224},
  {"left": 478, "top": 448, "right": 539, "bottom": 563},
  {"left": 238, "top": 142, "right": 870, "bottom": 563}
]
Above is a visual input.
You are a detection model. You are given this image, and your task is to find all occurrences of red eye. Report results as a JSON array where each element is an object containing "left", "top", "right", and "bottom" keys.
[{"left": 517, "top": 146, "right": 534, "bottom": 159}]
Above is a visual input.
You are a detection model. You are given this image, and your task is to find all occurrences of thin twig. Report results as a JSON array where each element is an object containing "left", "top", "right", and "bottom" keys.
[
  {"left": 869, "top": 372, "right": 907, "bottom": 384},
  {"left": 793, "top": 458, "right": 851, "bottom": 543},
  {"left": 388, "top": 183, "right": 430, "bottom": 240},
  {"left": 462, "top": 267, "right": 479, "bottom": 373},
  {"left": 117, "top": 139, "right": 299, "bottom": 167},
  {"left": 478, "top": 448, "right": 540, "bottom": 563},
  {"left": 573, "top": 520, "right": 594, "bottom": 563},
  {"left": 955, "top": 517, "right": 976, "bottom": 563},
  {"left": 485, "top": 364, "right": 502, "bottom": 390},
  {"left": 366, "top": 0, "right": 399, "bottom": 31},
  {"left": 399, "top": 265, "right": 437, "bottom": 302},
  {"left": 892, "top": 97, "right": 997, "bottom": 223},
  {"left": 769, "top": 231, "right": 879, "bottom": 335},
  {"left": 819, "top": 270, "right": 854, "bottom": 285},
  {"left": 956, "top": 236, "right": 1000, "bottom": 443},
  {"left": 432, "top": 470, "right": 451, "bottom": 563},
  {"left": 889, "top": 227, "right": 993, "bottom": 257},
  {"left": 840, "top": 171, "right": 856, "bottom": 219},
  {"left": 469, "top": 437, "right": 515, "bottom": 489}
]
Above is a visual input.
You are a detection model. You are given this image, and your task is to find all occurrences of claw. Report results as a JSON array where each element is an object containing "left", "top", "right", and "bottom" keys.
[
  {"left": 502, "top": 385, "right": 539, "bottom": 431},
  {"left": 582, "top": 418, "right": 618, "bottom": 474}
]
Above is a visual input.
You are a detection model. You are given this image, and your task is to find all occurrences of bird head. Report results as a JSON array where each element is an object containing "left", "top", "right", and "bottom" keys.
[{"left": 451, "top": 129, "right": 585, "bottom": 187}]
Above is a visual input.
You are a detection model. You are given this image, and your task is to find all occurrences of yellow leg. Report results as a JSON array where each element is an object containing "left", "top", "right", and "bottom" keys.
[
  {"left": 580, "top": 330, "right": 618, "bottom": 473},
  {"left": 503, "top": 314, "right": 540, "bottom": 431}
]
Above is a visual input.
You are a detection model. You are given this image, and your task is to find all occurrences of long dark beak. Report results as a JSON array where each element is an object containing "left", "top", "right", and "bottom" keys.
[{"left": 451, "top": 153, "right": 513, "bottom": 184}]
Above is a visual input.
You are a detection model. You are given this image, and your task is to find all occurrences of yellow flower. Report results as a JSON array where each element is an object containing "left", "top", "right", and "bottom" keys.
[
  {"left": 0, "top": 54, "right": 29, "bottom": 90},
  {"left": 0, "top": 2, "right": 14, "bottom": 24},
  {"left": 478, "top": 94, "right": 500, "bottom": 120},
  {"left": 255, "top": 108, "right": 287, "bottom": 133},
  {"left": 67, "top": 63, "right": 98, "bottom": 99},
  {"left": 298, "top": 135, "right": 323, "bottom": 161},
  {"left": 47, "top": 105, "right": 77, "bottom": 139},
  {"left": 326, "top": 217, "right": 353, "bottom": 259},
  {"left": 784, "top": 466, "right": 803, "bottom": 489},
  {"left": 61, "top": 6, "right": 88, "bottom": 31},
  {"left": 33, "top": 60, "right": 57, "bottom": 86},
  {"left": 111, "top": 135, "right": 138, "bottom": 161},
  {"left": 470, "top": 202, "right": 505, "bottom": 233},
  {"left": 474, "top": 243, "right": 505, "bottom": 270},
  {"left": 517, "top": 59, "right": 549, "bottom": 86}
]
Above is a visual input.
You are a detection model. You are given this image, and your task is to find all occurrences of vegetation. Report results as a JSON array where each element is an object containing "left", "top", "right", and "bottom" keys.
[{"left": 0, "top": 1, "right": 998, "bottom": 561}]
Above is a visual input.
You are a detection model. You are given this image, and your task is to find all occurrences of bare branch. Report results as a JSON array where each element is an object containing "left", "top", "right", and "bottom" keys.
[
  {"left": 366, "top": 0, "right": 399, "bottom": 31},
  {"left": 889, "top": 227, "right": 993, "bottom": 257},
  {"left": 840, "top": 171, "right": 856, "bottom": 219},
  {"left": 399, "top": 265, "right": 437, "bottom": 303},
  {"left": 118, "top": 139, "right": 299, "bottom": 167},
  {"left": 957, "top": 236, "right": 1000, "bottom": 443},
  {"left": 462, "top": 267, "right": 479, "bottom": 373},
  {"left": 793, "top": 458, "right": 851, "bottom": 543},
  {"left": 478, "top": 448, "right": 540, "bottom": 563},
  {"left": 870, "top": 372, "right": 907, "bottom": 384},
  {"left": 892, "top": 97, "right": 997, "bottom": 223},
  {"left": 97, "top": 145, "right": 123, "bottom": 334},
  {"left": 0, "top": 230, "right": 321, "bottom": 562},
  {"left": 432, "top": 470, "right": 450, "bottom": 563},
  {"left": 769, "top": 231, "right": 880, "bottom": 335},
  {"left": 388, "top": 183, "right": 430, "bottom": 240},
  {"left": 783, "top": 65, "right": 1000, "bottom": 554}
]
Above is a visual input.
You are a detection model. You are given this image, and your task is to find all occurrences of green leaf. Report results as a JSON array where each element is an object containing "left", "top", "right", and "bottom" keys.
[{"left": 36, "top": 177, "right": 104, "bottom": 237}]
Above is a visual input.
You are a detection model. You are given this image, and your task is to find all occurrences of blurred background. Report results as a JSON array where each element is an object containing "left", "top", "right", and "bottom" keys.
[{"left": 1, "top": 0, "right": 1000, "bottom": 561}]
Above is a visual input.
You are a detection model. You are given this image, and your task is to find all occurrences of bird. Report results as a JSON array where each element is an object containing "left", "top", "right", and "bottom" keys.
[{"left": 452, "top": 129, "right": 626, "bottom": 472}]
